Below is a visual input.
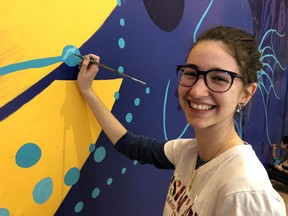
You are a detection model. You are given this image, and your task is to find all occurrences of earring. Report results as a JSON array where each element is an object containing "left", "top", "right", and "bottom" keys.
[{"left": 236, "top": 102, "right": 245, "bottom": 113}]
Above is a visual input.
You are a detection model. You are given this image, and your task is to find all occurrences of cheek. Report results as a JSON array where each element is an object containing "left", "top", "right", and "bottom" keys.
[
  {"left": 215, "top": 92, "right": 238, "bottom": 110},
  {"left": 178, "top": 86, "right": 188, "bottom": 106},
  {"left": 178, "top": 85, "right": 189, "bottom": 97}
]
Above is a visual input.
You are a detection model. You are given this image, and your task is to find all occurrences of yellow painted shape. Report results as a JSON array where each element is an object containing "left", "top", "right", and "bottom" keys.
[
  {"left": 0, "top": 79, "right": 122, "bottom": 216},
  {"left": 0, "top": 0, "right": 117, "bottom": 107}
]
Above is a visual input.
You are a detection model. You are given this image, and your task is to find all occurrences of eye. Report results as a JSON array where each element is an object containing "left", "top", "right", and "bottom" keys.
[
  {"left": 209, "top": 72, "right": 231, "bottom": 83},
  {"left": 183, "top": 68, "right": 197, "bottom": 79}
]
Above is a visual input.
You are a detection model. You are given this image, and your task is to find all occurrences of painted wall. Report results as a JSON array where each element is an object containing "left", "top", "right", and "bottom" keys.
[{"left": 0, "top": 0, "right": 287, "bottom": 215}]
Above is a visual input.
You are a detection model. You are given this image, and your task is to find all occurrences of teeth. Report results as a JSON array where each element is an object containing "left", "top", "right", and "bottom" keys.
[{"left": 190, "top": 102, "right": 213, "bottom": 110}]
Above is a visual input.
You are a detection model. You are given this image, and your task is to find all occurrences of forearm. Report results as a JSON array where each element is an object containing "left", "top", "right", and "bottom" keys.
[
  {"left": 280, "top": 153, "right": 287, "bottom": 163},
  {"left": 81, "top": 88, "right": 127, "bottom": 145}
]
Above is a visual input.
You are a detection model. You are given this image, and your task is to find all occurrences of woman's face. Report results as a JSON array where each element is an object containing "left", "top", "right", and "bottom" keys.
[
  {"left": 280, "top": 141, "right": 288, "bottom": 150},
  {"left": 178, "top": 40, "right": 248, "bottom": 130}
]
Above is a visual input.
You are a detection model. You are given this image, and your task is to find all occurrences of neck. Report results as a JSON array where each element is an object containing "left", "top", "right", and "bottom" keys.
[{"left": 195, "top": 125, "right": 243, "bottom": 162}]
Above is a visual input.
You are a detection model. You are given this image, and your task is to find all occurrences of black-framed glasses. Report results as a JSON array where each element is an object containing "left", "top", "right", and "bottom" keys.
[{"left": 176, "top": 64, "right": 243, "bottom": 93}]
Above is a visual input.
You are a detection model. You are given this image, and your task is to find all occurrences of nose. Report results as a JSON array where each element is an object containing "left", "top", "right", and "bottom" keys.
[{"left": 189, "top": 75, "right": 209, "bottom": 96}]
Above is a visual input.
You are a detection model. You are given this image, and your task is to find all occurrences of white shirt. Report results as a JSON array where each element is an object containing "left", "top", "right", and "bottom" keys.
[{"left": 163, "top": 139, "right": 286, "bottom": 216}]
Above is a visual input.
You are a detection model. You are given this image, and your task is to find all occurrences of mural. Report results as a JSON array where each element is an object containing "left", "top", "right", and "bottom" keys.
[{"left": 0, "top": 0, "right": 287, "bottom": 215}]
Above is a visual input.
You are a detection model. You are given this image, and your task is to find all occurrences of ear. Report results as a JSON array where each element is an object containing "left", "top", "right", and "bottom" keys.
[{"left": 241, "top": 83, "right": 257, "bottom": 104}]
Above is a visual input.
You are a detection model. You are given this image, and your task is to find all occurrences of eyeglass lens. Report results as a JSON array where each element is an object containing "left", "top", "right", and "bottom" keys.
[{"left": 177, "top": 66, "right": 234, "bottom": 92}]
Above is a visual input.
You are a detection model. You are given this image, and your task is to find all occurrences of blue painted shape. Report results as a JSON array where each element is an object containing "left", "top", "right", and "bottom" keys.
[
  {"left": 0, "top": 208, "right": 9, "bottom": 216},
  {"left": 62, "top": 45, "right": 82, "bottom": 67},
  {"left": 74, "top": 201, "right": 84, "bottom": 213},
  {"left": 64, "top": 167, "right": 80, "bottom": 186},
  {"left": 32, "top": 177, "right": 53, "bottom": 204},
  {"left": 0, "top": 56, "right": 62, "bottom": 76},
  {"left": 94, "top": 146, "right": 106, "bottom": 163},
  {"left": 16, "top": 143, "right": 41, "bottom": 168},
  {"left": 92, "top": 188, "right": 100, "bottom": 199}
]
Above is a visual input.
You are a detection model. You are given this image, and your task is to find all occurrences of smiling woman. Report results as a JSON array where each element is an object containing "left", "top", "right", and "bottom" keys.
[{"left": 76, "top": 26, "right": 286, "bottom": 215}]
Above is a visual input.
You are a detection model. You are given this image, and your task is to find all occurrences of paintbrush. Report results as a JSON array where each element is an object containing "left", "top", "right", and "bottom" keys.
[{"left": 72, "top": 53, "right": 147, "bottom": 85}]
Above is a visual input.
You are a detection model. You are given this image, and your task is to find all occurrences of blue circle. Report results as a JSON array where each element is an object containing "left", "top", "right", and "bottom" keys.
[
  {"left": 107, "top": 178, "right": 113, "bottom": 185},
  {"left": 125, "top": 113, "right": 133, "bottom": 123},
  {"left": 0, "top": 208, "right": 9, "bottom": 216},
  {"left": 120, "top": 18, "right": 125, "bottom": 26},
  {"left": 16, "top": 143, "right": 41, "bottom": 168},
  {"left": 114, "top": 92, "right": 120, "bottom": 100},
  {"left": 64, "top": 167, "right": 80, "bottom": 186},
  {"left": 92, "top": 188, "right": 100, "bottom": 199},
  {"left": 121, "top": 167, "right": 127, "bottom": 174},
  {"left": 118, "top": 66, "right": 124, "bottom": 73},
  {"left": 94, "top": 146, "right": 106, "bottom": 163},
  {"left": 89, "top": 144, "right": 96, "bottom": 152},
  {"left": 118, "top": 38, "right": 125, "bottom": 49},
  {"left": 33, "top": 177, "right": 53, "bottom": 204},
  {"left": 74, "top": 201, "right": 84, "bottom": 213},
  {"left": 62, "top": 45, "right": 81, "bottom": 67},
  {"left": 134, "top": 98, "right": 140, "bottom": 106},
  {"left": 145, "top": 87, "right": 150, "bottom": 94}
]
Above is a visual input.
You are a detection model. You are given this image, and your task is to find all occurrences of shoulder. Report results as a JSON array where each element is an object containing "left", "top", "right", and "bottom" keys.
[
  {"left": 164, "top": 138, "right": 197, "bottom": 165},
  {"left": 206, "top": 144, "right": 275, "bottom": 196}
]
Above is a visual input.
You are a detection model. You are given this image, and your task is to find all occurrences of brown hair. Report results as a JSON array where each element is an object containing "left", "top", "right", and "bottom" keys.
[{"left": 193, "top": 26, "right": 263, "bottom": 87}]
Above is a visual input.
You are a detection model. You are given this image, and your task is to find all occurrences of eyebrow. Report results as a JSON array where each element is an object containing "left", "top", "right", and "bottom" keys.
[
  {"left": 185, "top": 63, "right": 227, "bottom": 71},
  {"left": 186, "top": 63, "right": 198, "bottom": 69}
]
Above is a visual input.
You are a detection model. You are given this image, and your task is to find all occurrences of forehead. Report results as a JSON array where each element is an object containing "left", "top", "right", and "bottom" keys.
[{"left": 187, "top": 40, "right": 240, "bottom": 73}]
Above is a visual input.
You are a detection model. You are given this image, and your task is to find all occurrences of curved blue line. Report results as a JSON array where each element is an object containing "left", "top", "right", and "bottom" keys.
[
  {"left": 255, "top": 27, "right": 287, "bottom": 145},
  {"left": 193, "top": 0, "right": 214, "bottom": 42},
  {"left": 258, "top": 29, "right": 285, "bottom": 50},
  {"left": 0, "top": 56, "right": 62, "bottom": 76},
  {"left": 163, "top": 80, "right": 190, "bottom": 140},
  {"left": 163, "top": 80, "right": 170, "bottom": 140},
  {"left": 258, "top": 87, "right": 272, "bottom": 144}
]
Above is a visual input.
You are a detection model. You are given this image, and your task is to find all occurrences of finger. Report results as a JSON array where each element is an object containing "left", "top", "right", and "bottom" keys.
[
  {"left": 81, "top": 55, "right": 91, "bottom": 68},
  {"left": 87, "top": 54, "right": 100, "bottom": 63},
  {"left": 85, "top": 54, "right": 100, "bottom": 73}
]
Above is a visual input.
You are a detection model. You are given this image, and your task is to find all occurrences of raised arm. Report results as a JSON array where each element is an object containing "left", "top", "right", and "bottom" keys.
[{"left": 77, "top": 54, "right": 127, "bottom": 145}]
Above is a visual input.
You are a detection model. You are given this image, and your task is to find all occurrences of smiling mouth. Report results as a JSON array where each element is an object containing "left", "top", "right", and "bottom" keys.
[{"left": 189, "top": 102, "right": 215, "bottom": 111}]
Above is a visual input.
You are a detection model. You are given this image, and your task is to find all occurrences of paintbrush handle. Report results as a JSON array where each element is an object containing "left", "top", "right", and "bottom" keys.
[{"left": 89, "top": 59, "right": 147, "bottom": 85}]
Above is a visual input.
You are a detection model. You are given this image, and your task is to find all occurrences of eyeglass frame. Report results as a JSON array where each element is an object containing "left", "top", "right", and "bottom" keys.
[{"left": 176, "top": 64, "right": 244, "bottom": 93}]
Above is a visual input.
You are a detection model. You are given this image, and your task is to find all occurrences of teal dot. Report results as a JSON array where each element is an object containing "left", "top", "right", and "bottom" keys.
[
  {"left": 118, "top": 38, "right": 125, "bottom": 49},
  {"left": 32, "top": 177, "right": 53, "bottom": 204},
  {"left": 120, "top": 18, "right": 125, "bottom": 26},
  {"left": 134, "top": 160, "right": 138, "bottom": 165},
  {"left": 117, "top": 0, "right": 121, "bottom": 6},
  {"left": 0, "top": 208, "right": 9, "bottom": 216},
  {"left": 89, "top": 144, "right": 96, "bottom": 153},
  {"left": 62, "top": 45, "right": 81, "bottom": 67},
  {"left": 125, "top": 113, "right": 133, "bottom": 123},
  {"left": 114, "top": 91, "right": 120, "bottom": 100},
  {"left": 16, "top": 143, "right": 41, "bottom": 168},
  {"left": 134, "top": 98, "right": 140, "bottom": 106},
  {"left": 74, "top": 201, "right": 84, "bottom": 213},
  {"left": 121, "top": 167, "right": 127, "bottom": 174},
  {"left": 92, "top": 188, "right": 100, "bottom": 199},
  {"left": 94, "top": 146, "right": 106, "bottom": 163},
  {"left": 145, "top": 87, "right": 150, "bottom": 94},
  {"left": 64, "top": 167, "right": 80, "bottom": 186},
  {"left": 107, "top": 178, "right": 113, "bottom": 185},
  {"left": 118, "top": 66, "right": 124, "bottom": 73}
]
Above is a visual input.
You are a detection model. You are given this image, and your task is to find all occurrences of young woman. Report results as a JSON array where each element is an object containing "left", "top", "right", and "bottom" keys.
[{"left": 77, "top": 26, "right": 286, "bottom": 215}]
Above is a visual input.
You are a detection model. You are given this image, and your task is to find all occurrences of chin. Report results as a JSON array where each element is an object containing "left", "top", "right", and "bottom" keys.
[{"left": 186, "top": 119, "right": 211, "bottom": 129}]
